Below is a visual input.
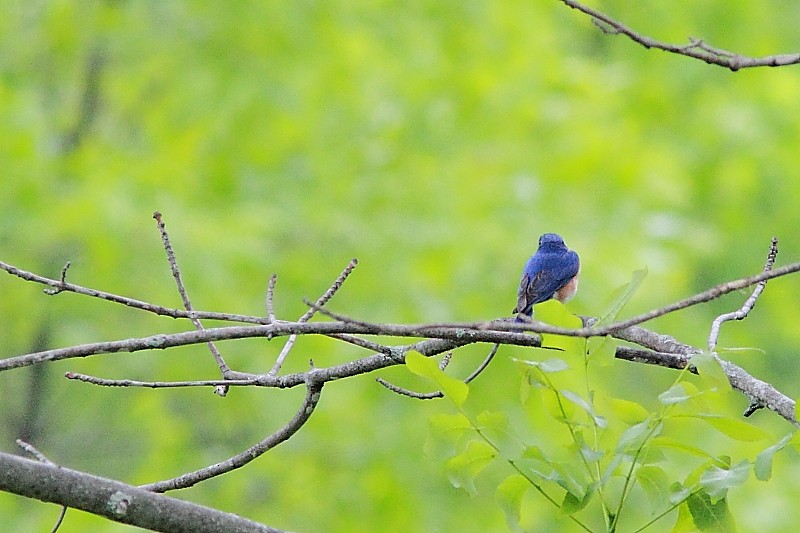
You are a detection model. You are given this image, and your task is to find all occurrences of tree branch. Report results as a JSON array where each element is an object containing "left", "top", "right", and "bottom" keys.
[
  {"left": 140, "top": 380, "right": 324, "bottom": 492},
  {"left": 708, "top": 237, "right": 777, "bottom": 351},
  {"left": 560, "top": 0, "right": 800, "bottom": 71},
  {"left": 0, "top": 452, "right": 280, "bottom": 533},
  {"left": 153, "top": 211, "right": 232, "bottom": 388}
]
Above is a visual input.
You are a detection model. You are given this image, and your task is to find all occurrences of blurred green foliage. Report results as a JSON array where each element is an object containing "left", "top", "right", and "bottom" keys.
[{"left": 1, "top": 1, "right": 800, "bottom": 531}]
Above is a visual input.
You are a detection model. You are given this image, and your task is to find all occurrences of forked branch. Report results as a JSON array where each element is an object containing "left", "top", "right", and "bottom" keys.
[{"left": 560, "top": 0, "right": 800, "bottom": 70}]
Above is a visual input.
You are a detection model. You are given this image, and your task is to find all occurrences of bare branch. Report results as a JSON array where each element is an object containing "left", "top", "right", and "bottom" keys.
[
  {"left": 3, "top": 238, "right": 800, "bottom": 437},
  {"left": 0, "top": 259, "right": 270, "bottom": 324},
  {"left": 560, "top": 0, "right": 800, "bottom": 71},
  {"left": 326, "top": 333, "right": 394, "bottom": 355},
  {"left": 7, "top": 255, "right": 799, "bottom": 341},
  {"left": 153, "top": 211, "right": 231, "bottom": 389},
  {"left": 16, "top": 440, "right": 67, "bottom": 532},
  {"left": 64, "top": 372, "right": 262, "bottom": 389},
  {"left": 1, "top": 322, "right": 530, "bottom": 374},
  {"left": 42, "top": 262, "right": 71, "bottom": 295},
  {"left": 0, "top": 452, "right": 280, "bottom": 532},
  {"left": 376, "top": 378, "right": 444, "bottom": 400},
  {"left": 265, "top": 274, "right": 277, "bottom": 323},
  {"left": 301, "top": 258, "right": 359, "bottom": 323},
  {"left": 708, "top": 237, "right": 778, "bottom": 351},
  {"left": 612, "top": 336, "right": 797, "bottom": 426},
  {"left": 464, "top": 343, "right": 500, "bottom": 383},
  {"left": 140, "top": 380, "right": 324, "bottom": 492},
  {"left": 597, "top": 260, "right": 800, "bottom": 334},
  {"left": 16, "top": 439, "right": 56, "bottom": 465},
  {"left": 269, "top": 258, "right": 358, "bottom": 375}
]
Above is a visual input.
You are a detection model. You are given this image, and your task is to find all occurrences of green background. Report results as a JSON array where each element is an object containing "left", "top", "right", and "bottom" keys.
[{"left": 1, "top": 1, "right": 799, "bottom": 531}]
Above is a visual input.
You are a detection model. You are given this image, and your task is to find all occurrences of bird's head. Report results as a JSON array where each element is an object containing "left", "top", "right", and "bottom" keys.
[{"left": 538, "top": 233, "right": 566, "bottom": 248}]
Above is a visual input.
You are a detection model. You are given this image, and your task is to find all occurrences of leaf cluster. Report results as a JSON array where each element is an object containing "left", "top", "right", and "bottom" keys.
[{"left": 409, "top": 276, "right": 798, "bottom": 532}]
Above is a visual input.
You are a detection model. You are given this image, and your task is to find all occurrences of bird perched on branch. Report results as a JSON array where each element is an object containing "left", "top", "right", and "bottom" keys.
[{"left": 513, "top": 233, "right": 580, "bottom": 324}]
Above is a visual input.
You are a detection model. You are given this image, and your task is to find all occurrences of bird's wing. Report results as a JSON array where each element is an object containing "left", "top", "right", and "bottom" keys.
[
  {"left": 513, "top": 272, "right": 533, "bottom": 315},
  {"left": 515, "top": 269, "right": 554, "bottom": 315},
  {"left": 515, "top": 251, "right": 580, "bottom": 315},
  {"left": 555, "top": 251, "right": 580, "bottom": 285}
]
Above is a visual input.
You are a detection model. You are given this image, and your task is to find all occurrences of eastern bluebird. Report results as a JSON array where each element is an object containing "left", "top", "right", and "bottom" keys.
[{"left": 513, "top": 233, "right": 580, "bottom": 323}]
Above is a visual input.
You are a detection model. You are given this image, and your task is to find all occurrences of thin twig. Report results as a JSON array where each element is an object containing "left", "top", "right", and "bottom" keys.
[
  {"left": 326, "top": 333, "right": 394, "bottom": 355},
  {"left": 140, "top": 380, "right": 324, "bottom": 492},
  {"left": 0, "top": 259, "right": 272, "bottom": 324},
  {"left": 300, "top": 259, "right": 359, "bottom": 322},
  {"left": 269, "top": 259, "right": 358, "bottom": 376},
  {"left": 595, "top": 260, "right": 800, "bottom": 335},
  {"left": 708, "top": 237, "right": 778, "bottom": 351},
  {"left": 43, "top": 262, "right": 71, "bottom": 295},
  {"left": 376, "top": 379, "right": 444, "bottom": 399},
  {"left": 463, "top": 343, "right": 500, "bottom": 383},
  {"left": 375, "top": 351, "right": 453, "bottom": 399},
  {"left": 560, "top": 0, "right": 800, "bottom": 71},
  {"left": 16, "top": 439, "right": 55, "bottom": 465},
  {"left": 377, "top": 343, "right": 500, "bottom": 399},
  {"left": 153, "top": 212, "right": 231, "bottom": 392},
  {"left": 65, "top": 372, "right": 262, "bottom": 389},
  {"left": 302, "top": 298, "right": 377, "bottom": 327},
  {"left": 266, "top": 274, "right": 277, "bottom": 323},
  {"left": 16, "top": 440, "right": 67, "bottom": 532}
]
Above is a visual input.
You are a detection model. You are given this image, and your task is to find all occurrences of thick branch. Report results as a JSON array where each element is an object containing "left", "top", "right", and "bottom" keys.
[
  {"left": 0, "top": 452, "right": 280, "bottom": 533},
  {"left": 611, "top": 330, "right": 797, "bottom": 426}
]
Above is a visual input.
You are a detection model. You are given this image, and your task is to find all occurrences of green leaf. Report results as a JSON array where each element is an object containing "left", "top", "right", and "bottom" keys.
[
  {"left": 658, "top": 383, "right": 694, "bottom": 405},
  {"left": 595, "top": 268, "right": 647, "bottom": 326},
  {"left": 672, "top": 499, "right": 697, "bottom": 533},
  {"left": 540, "top": 387, "right": 575, "bottom": 423},
  {"left": 699, "top": 461, "right": 750, "bottom": 501},
  {"left": 599, "top": 395, "right": 650, "bottom": 425},
  {"left": 636, "top": 465, "right": 670, "bottom": 511},
  {"left": 536, "top": 299, "right": 583, "bottom": 328},
  {"left": 669, "top": 482, "right": 692, "bottom": 506},
  {"left": 476, "top": 410, "right": 518, "bottom": 458},
  {"left": 550, "top": 461, "right": 589, "bottom": 500},
  {"left": 586, "top": 335, "right": 616, "bottom": 366},
  {"left": 688, "top": 413, "right": 771, "bottom": 442},
  {"left": 536, "top": 300, "right": 583, "bottom": 353},
  {"left": 690, "top": 352, "right": 731, "bottom": 391},
  {"left": 572, "top": 429, "right": 604, "bottom": 462},
  {"left": 477, "top": 410, "right": 509, "bottom": 432},
  {"left": 513, "top": 357, "right": 569, "bottom": 373},
  {"left": 518, "top": 446, "right": 561, "bottom": 484},
  {"left": 650, "top": 437, "right": 715, "bottom": 460},
  {"left": 686, "top": 491, "right": 738, "bottom": 532},
  {"left": 425, "top": 413, "right": 472, "bottom": 461},
  {"left": 561, "top": 484, "right": 594, "bottom": 515},
  {"left": 496, "top": 474, "right": 530, "bottom": 532},
  {"left": 405, "top": 350, "right": 468, "bottom": 406},
  {"left": 789, "top": 430, "right": 800, "bottom": 452},
  {"left": 754, "top": 433, "right": 793, "bottom": 481},
  {"left": 445, "top": 440, "right": 496, "bottom": 495},
  {"left": 616, "top": 419, "right": 658, "bottom": 453},
  {"left": 560, "top": 389, "right": 607, "bottom": 429}
]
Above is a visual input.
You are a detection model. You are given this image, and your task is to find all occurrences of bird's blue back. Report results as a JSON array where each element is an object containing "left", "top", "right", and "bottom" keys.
[{"left": 514, "top": 234, "right": 580, "bottom": 317}]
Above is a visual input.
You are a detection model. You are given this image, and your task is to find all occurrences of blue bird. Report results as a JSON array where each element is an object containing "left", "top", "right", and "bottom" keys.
[{"left": 513, "top": 233, "right": 580, "bottom": 323}]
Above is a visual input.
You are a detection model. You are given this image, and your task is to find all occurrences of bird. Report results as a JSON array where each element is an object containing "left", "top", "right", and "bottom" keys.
[{"left": 513, "top": 233, "right": 580, "bottom": 324}]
